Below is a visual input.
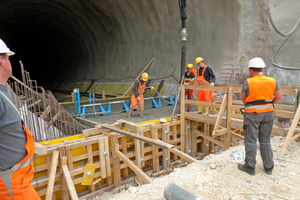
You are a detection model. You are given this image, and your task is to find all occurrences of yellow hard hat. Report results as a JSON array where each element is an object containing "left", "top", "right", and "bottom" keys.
[
  {"left": 142, "top": 72, "right": 148, "bottom": 81},
  {"left": 186, "top": 64, "right": 193, "bottom": 68},
  {"left": 195, "top": 57, "right": 203, "bottom": 64}
]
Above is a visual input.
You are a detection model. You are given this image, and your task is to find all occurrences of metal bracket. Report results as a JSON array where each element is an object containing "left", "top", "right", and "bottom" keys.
[{"left": 103, "top": 151, "right": 108, "bottom": 156}]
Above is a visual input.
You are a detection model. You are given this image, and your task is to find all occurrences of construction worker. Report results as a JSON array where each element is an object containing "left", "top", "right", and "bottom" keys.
[
  {"left": 179, "top": 64, "right": 196, "bottom": 112},
  {"left": 238, "top": 57, "right": 283, "bottom": 176},
  {"left": 195, "top": 57, "right": 216, "bottom": 114},
  {"left": 128, "top": 72, "right": 154, "bottom": 117},
  {"left": 0, "top": 39, "right": 40, "bottom": 199}
]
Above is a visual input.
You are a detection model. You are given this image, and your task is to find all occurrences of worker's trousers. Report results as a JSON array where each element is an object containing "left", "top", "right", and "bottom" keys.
[{"left": 243, "top": 111, "right": 274, "bottom": 169}]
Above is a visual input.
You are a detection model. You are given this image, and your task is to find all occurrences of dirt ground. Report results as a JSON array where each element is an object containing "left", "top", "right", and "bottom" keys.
[{"left": 86, "top": 136, "right": 300, "bottom": 200}]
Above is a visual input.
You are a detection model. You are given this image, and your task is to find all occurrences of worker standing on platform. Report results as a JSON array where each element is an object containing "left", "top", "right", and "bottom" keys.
[
  {"left": 0, "top": 39, "right": 40, "bottom": 199},
  {"left": 128, "top": 72, "right": 154, "bottom": 117},
  {"left": 238, "top": 57, "right": 283, "bottom": 176},
  {"left": 195, "top": 57, "right": 216, "bottom": 114},
  {"left": 179, "top": 64, "right": 195, "bottom": 112}
]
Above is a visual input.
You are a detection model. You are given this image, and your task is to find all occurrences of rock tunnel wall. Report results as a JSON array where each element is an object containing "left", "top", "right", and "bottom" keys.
[{"left": 0, "top": 0, "right": 299, "bottom": 92}]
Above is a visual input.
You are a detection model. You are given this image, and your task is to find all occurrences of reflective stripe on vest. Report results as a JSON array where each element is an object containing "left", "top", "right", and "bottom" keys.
[
  {"left": 197, "top": 66, "right": 209, "bottom": 86},
  {"left": 245, "top": 75, "right": 276, "bottom": 113},
  {"left": 0, "top": 157, "right": 33, "bottom": 198}
]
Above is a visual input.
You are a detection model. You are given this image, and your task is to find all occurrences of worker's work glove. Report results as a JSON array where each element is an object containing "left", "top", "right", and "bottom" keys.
[
  {"left": 191, "top": 78, "right": 195, "bottom": 82},
  {"left": 137, "top": 96, "right": 141, "bottom": 101},
  {"left": 210, "top": 82, "right": 214, "bottom": 87},
  {"left": 151, "top": 86, "right": 154, "bottom": 90}
]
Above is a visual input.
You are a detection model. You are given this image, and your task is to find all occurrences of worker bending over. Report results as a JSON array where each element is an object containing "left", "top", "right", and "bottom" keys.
[
  {"left": 238, "top": 57, "right": 282, "bottom": 176},
  {"left": 0, "top": 39, "right": 40, "bottom": 199},
  {"left": 179, "top": 64, "right": 195, "bottom": 112},
  {"left": 128, "top": 72, "right": 154, "bottom": 117},
  {"left": 195, "top": 57, "right": 216, "bottom": 114}
]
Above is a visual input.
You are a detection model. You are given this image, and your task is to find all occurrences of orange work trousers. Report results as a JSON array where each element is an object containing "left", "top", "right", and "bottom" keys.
[
  {"left": 130, "top": 94, "right": 144, "bottom": 111},
  {"left": 198, "top": 90, "right": 211, "bottom": 102}
]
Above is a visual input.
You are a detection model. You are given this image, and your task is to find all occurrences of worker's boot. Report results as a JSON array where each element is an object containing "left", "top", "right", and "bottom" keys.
[
  {"left": 238, "top": 164, "right": 255, "bottom": 176},
  {"left": 197, "top": 106, "right": 203, "bottom": 113},
  {"left": 139, "top": 110, "right": 143, "bottom": 118},
  {"left": 203, "top": 107, "right": 209, "bottom": 115},
  {"left": 126, "top": 109, "right": 133, "bottom": 118}
]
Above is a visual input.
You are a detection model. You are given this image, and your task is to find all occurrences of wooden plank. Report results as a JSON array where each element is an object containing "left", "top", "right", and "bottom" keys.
[
  {"left": 194, "top": 129, "right": 225, "bottom": 149},
  {"left": 151, "top": 126, "right": 159, "bottom": 173},
  {"left": 230, "top": 131, "right": 244, "bottom": 140},
  {"left": 215, "top": 128, "right": 229, "bottom": 136},
  {"left": 86, "top": 144, "right": 95, "bottom": 192},
  {"left": 35, "top": 142, "right": 48, "bottom": 156},
  {"left": 45, "top": 151, "right": 59, "bottom": 200},
  {"left": 140, "top": 128, "right": 145, "bottom": 168},
  {"left": 27, "top": 99, "right": 42, "bottom": 109},
  {"left": 62, "top": 163, "right": 79, "bottom": 200},
  {"left": 116, "top": 150, "right": 153, "bottom": 184},
  {"left": 122, "top": 57, "right": 155, "bottom": 96},
  {"left": 185, "top": 100, "right": 221, "bottom": 109},
  {"left": 111, "top": 135, "right": 121, "bottom": 188},
  {"left": 102, "top": 124, "right": 173, "bottom": 149},
  {"left": 185, "top": 84, "right": 228, "bottom": 92},
  {"left": 169, "top": 147, "right": 197, "bottom": 163},
  {"left": 162, "top": 124, "right": 170, "bottom": 169},
  {"left": 66, "top": 149, "right": 74, "bottom": 179},
  {"left": 134, "top": 127, "right": 142, "bottom": 184},
  {"left": 121, "top": 136, "right": 129, "bottom": 179},
  {"left": 98, "top": 138, "right": 106, "bottom": 178},
  {"left": 212, "top": 94, "right": 227, "bottom": 136},
  {"left": 103, "top": 137, "right": 111, "bottom": 177},
  {"left": 40, "top": 105, "right": 51, "bottom": 120},
  {"left": 278, "top": 104, "right": 300, "bottom": 158},
  {"left": 59, "top": 147, "right": 69, "bottom": 200},
  {"left": 172, "top": 124, "right": 178, "bottom": 161},
  {"left": 225, "top": 87, "right": 233, "bottom": 149},
  {"left": 44, "top": 110, "right": 62, "bottom": 131}
]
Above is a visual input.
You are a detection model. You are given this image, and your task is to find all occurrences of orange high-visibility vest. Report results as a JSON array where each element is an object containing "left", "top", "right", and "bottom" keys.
[
  {"left": 0, "top": 90, "right": 40, "bottom": 200},
  {"left": 245, "top": 74, "right": 276, "bottom": 113},
  {"left": 0, "top": 123, "right": 40, "bottom": 200},
  {"left": 197, "top": 66, "right": 209, "bottom": 86},
  {"left": 132, "top": 78, "right": 146, "bottom": 96}
]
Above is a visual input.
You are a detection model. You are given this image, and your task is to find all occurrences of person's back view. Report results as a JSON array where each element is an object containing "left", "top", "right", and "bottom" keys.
[{"left": 238, "top": 57, "right": 283, "bottom": 176}]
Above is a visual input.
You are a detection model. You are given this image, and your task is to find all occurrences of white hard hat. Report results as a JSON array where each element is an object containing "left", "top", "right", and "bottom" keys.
[
  {"left": 0, "top": 39, "right": 15, "bottom": 56},
  {"left": 248, "top": 57, "right": 265, "bottom": 68}
]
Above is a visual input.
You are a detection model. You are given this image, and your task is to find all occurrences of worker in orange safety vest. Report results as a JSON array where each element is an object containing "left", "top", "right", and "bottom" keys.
[
  {"left": 238, "top": 57, "right": 283, "bottom": 176},
  {"left": 127, "top": 72, "right": 154, "bottom": 118},
  {"left": 0, "top": 39, "right": 40, "bottom": 200},
  {"left": 195, "top": 57, "right": 216, "bottom": 115},
  {"left": 178, "top": 64, "right": 196, "bottom": 112}
]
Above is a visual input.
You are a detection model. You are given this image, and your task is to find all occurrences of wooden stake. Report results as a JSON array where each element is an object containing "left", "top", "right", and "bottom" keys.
[
  {"left": 111, "top": 135, "right": 121, "bottom": 188},
  {"left": 98, "top": 138, "right": 106, "bottom": 178},
  {"left": 278, "top": 104, "right": 300, "bottom": 158},
  {"left": 151, "top": 126, "right": 159, "bottom": 173},
  {"left": 86, "top": 144, "right": 95, "bottom": 192},
  {"left": 45, "top": 151, "right": 59, "bottom": 200},
  {"left": 116, "top": 150, "right": 152, "bottom": 184}
]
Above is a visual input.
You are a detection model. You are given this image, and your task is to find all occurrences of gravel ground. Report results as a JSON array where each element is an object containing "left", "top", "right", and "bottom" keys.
[{"left": 86, "top": 136, "right": 300, "bottom": 200}]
